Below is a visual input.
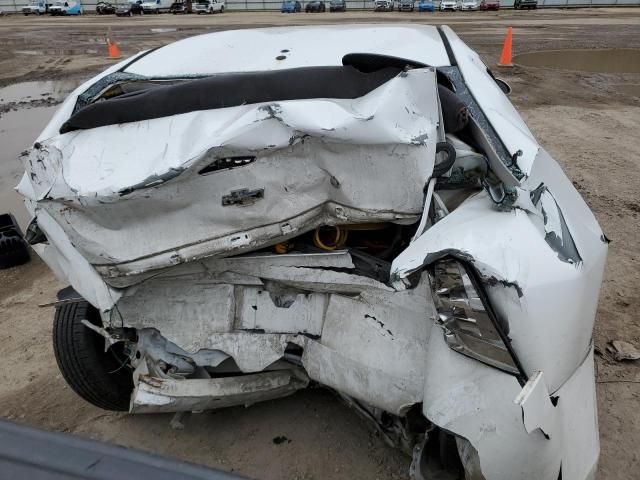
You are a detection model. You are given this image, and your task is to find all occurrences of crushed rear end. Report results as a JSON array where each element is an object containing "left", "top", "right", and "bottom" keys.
[{"left": 18, "top": 25, "right": 606, "bottom": 480}]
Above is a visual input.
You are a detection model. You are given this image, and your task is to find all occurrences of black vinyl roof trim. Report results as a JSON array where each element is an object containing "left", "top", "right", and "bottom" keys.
[{"left": 60, "top": 65, "right": 402, "bottom": 134}]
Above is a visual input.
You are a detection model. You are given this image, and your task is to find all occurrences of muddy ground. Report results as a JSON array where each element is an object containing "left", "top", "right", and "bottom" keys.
[{"left": 1, "top": 8, "right": 639, "bottom": 480}]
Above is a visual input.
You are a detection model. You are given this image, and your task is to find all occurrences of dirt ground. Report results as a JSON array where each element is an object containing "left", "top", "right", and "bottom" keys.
[{"left": 1, "top": 8, "right": 639, "bottom": 480}]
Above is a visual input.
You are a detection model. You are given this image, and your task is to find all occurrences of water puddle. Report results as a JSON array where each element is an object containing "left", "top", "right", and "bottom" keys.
[
  {"left": 0, "top": 80, "right": 80, "bottom": 104},
  {"left": 513, "top": 49, "right": 640, "bottom": 74},
  {"left": 0, "top": 79, "right": 80, "bottom": 228}
]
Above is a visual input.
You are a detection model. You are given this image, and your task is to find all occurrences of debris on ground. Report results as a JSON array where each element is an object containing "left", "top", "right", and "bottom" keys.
[{"left": 607, "top": 340, "right": 640, "bottom": 362}]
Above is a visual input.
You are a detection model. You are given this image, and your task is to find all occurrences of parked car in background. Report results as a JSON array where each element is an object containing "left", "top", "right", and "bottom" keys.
[
  {"left": 96, "top": 1, "right": 116, "bottom": 13},
  {"left": 49, "top": 0, "right": 83, "bottom": 15},
  {"left": 170, "top": 0, "right": 193, "bottom": 13},
  {"left": 329, "top": 0, "right": 346, "bottom": 11},
  {"left": 439, "top": 0, "right": 458, "bottom": 10},
  {"left": 116, "top": 0, "right": 144, "bottom": 14},
  {"left": 460, "top": 0, "right": 478, "bottom": 9},
  {"left": 22, "top": 0, "right": 47, "bottom": 14},
  {"left": 281, "top": 0, "right": 301, "bottom": 12},
  {"left": 398, "top": 0, "right": 414, "bottom": 11},
  {"left": 194, "top": 0, "right": 224, "bottom": 13},
  {"left": 479, "top": 0, "right": 499, "bottom": 9},
  {"left": 305, "top": 0, "right": 325, "bottom": 12},
  {"left": 141, "top": 0, "right": 172, "bottom": 13},
  {"left": 374, "top": 0, "right": 394, "bottom": 11},
  {"left": 417, "top": 0, "right": 434, "bottom": 10},
  {"left": 514, "top": 0, "right": 537, "bottom": 8}
]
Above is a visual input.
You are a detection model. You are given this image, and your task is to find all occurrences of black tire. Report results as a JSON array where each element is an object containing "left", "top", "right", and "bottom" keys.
[
  {"left": 53, "top": 301, "right": 133, "bottom": 411},
  {"left": 0, "top": 231, "right": 30, "bottom": 270}
]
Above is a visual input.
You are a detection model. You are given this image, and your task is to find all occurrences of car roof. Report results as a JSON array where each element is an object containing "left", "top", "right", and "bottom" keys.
[{"left": 124, "top": 25, "right": 450, "bottom": 77}]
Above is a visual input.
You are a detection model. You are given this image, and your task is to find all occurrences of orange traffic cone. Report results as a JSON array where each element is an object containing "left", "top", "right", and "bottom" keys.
[
  {"left": 499, "top": 27, "right": 513, "bottom": 67},
  {"left": 107, "top": 27, "right": 122, "bottom": 60},
  {"left": 107, "top": 38, "right": 121, "bottom": 60}
]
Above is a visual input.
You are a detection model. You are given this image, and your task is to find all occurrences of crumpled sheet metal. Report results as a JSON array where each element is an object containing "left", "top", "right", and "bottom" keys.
[
  {"left": 118, "top": 269, "right": 435, "bottom": 415},
  {"left": 423, "top": 330, "right": 598, "bottom": 480},
  {"left": 442, "top": 26, "right": 538, "bottom": 176},
  {"left": 20, "top": 68, "right": 439, "bottom": 284},
  {"left": 391, "top": 148, "right": 607, "bottom": 394},
  {"left": 27, "top": 69, "right": 437, "bottom": 198},
  {"left": 130, "top": 364, "right": 309, "bottom": 414}
]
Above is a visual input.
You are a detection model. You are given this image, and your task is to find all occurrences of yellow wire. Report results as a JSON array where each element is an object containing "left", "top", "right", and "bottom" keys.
[{"left": 314, "top": 226, "right": 349, "bottom": 250}]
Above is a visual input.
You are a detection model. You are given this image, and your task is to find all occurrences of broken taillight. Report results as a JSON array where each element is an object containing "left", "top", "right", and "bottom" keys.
[{"left": 431, "top": 259, "right": 523, "bottom": 377}]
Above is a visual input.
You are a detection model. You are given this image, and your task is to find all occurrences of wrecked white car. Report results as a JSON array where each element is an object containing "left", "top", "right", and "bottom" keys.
[{"left": 18, "top": 25, "right": 607, "bottom": 480}]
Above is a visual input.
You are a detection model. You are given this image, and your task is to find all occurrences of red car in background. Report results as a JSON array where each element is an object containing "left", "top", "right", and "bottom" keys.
[{"left": 480, "top": 0, "right": 499, "bottom": 9}]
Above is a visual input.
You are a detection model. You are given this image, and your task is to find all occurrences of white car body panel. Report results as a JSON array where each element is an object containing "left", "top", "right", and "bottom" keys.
[
  {"left": 18, "top": 25, "right": 605, "bottom": 480},
  {"left": 21, "top": 67, "right": 440, "bottom": 281},
  {"left": 123, "top": 25, "right": 450, "bottom": 77}
]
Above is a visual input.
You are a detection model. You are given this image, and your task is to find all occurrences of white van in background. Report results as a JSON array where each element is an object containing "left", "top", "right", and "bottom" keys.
[
  {"left": 141, "top": 0, "right": 173, "bottom": 13},
  {"left": 22, "top": 0, "right": 47, "bottom": 14}
]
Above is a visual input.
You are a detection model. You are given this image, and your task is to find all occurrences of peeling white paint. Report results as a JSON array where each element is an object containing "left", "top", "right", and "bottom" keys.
[{"left": 514, "top": 371, "right": 557, "bottom": 438}]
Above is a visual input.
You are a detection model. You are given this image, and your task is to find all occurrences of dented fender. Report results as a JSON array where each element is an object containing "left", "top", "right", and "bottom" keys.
[{"left": 392, "top": 148, "right": 607, "bottom": 393}]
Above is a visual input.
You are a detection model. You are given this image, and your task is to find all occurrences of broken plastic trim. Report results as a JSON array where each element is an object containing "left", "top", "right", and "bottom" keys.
[
  {"left": 198, "top": 156, "right": 257, "bottom": 175},
  {"left": 431, "top": 258, "right": 527, "bottom": 384},
  {"left": 118, "top": 168, "right": 185, "bottom": 196},
  {"left": 531, "top": 184, "right": 582, "bottom": 264}
]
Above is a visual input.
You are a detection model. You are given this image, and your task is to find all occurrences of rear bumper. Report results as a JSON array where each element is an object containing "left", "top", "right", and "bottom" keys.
[{"left": 131, "top": 369, "right": 309, "bottom": 413}]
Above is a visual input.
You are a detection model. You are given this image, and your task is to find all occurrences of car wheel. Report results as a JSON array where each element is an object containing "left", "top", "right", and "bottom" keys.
[
  {"left": 221, "top": 5, "right": 224, "bottom": 12},
  {"left": 53, "top": 301, "right": 133, "bottom": 411}
]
